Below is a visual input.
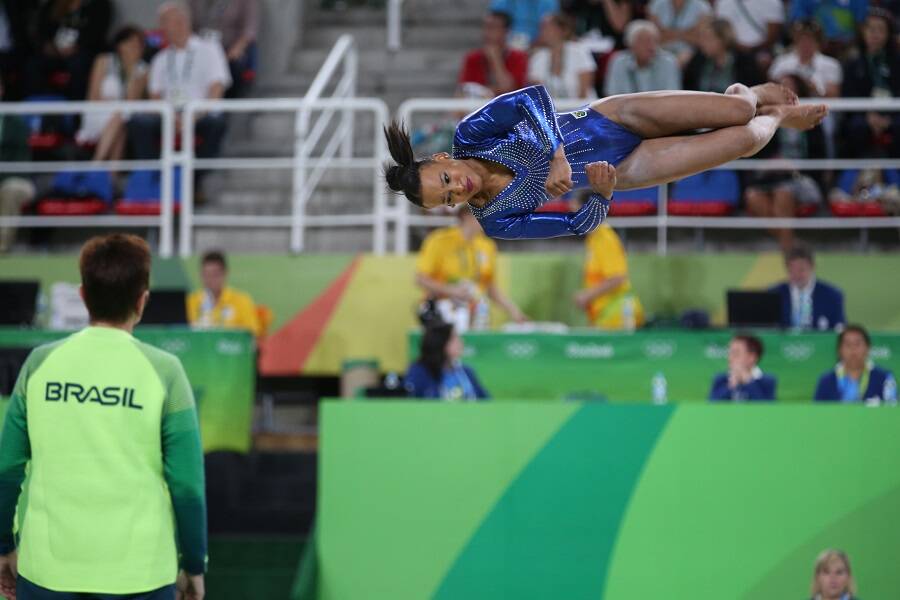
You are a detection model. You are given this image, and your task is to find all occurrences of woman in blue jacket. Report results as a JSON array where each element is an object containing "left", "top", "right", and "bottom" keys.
[
  {"left": 405, "top": 323, "right": 489, "bottom": 401},
  {"left": 814, "top": 324, "right": 897, "bottom": 404},
  {"left": 384, "top": 83, "right": 827, "bottom": 239}
]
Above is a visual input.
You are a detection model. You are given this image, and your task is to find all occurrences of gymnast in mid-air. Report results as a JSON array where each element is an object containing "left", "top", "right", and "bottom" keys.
[{"left": 383, "top": 83, "right": 828, "bottom": 239}]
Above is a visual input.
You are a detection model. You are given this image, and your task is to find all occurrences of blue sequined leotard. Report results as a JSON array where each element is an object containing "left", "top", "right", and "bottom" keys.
[{"left": 454, "top": 85, "right": 643, "bottom": 240}]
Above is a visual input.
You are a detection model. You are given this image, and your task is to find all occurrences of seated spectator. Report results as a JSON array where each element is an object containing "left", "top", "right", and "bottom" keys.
[
  {"left": 815, "top": 325, "right": 897, "bottom": 403},
  {"left": 683, "top": 19, "right": 764, "bottom": 93},
  {"left": 573, "top": 223, "right": 644, "bottom": 330},
  {"left": 809, "top": 550, "right": 860, "bottom": 600},
  {"left": 488, "top": 0, "right": 560, "bottom": 50},
  {"left": 405, "top": 322, "right": 489, "bottom": 401},
  {"left": 0, "top": 1, "right": 37, "bottom": 101},
  {"left": 561, "top": 0, "right": 633, "bottom": 52},
  {"left": 416, "top": 208, "right": 526, "bottom": 330},
  {"left": 189, "top": 0, "right": 258, "bottom": 98},
  {"left": 604, "top": 20, "right": 681, "bottom": 96},
  {"left": 0, "top": 79, "right": 35, "bottom": 253},
  {"left": 27, "top": 0, "right": 112, "bottom": 100},
  {"left": 790, "top": 0, "right": 868, "bottom": 58},
  {"left": 187, "top": 250, "right": 261, "bottom": 336},
  {"left": 77, "top": 26, "right": 148, "bottom": 163},
  {"left": 839, "top": 8, "right": 899, "bottom": 160},
  {"left": 458, "top": 10, "right": 529, "bottom": 99},
  {"left": 708, "top": 334, "right": 776, "bottom": 402},
  {"left": 770, "top": 245, "right": 845, "bottom": 331},
  {"left": 745, "top": 73, "right": 826, "bottom": 251},
  {"left": 528, "top": 13, "right": 597, "bottom": 99},
  {"left": 714, "top": 0, "right": 785, "bottom": 71},
  {"left": 647, "top": 0, "right": 712, "bottom": 66},
  {"left": 128, "top": 2, "right": 231, "bottom": 164},
  {"left": 770, "top": 20, "right": 842, "bottom": 98}
]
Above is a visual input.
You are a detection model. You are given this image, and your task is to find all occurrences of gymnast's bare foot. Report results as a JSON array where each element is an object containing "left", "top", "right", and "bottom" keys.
[
  {"left": 752, "top": 83, "right": 799, "bottom": 107},
  {"left": 761, "top": 104, "right": 828, "bottom": 130}
]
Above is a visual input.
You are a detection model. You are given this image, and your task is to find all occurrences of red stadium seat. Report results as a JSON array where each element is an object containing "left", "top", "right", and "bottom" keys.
[
  {"left": 829, "top": 200, "right": 887, "bottom": 217},
  {"left": 114, "top": 201, "right": 181, "bottom": 216},
  {"left": 609, "top": 200, "right": 656, "bottom": 216},
  {"left": 36, "top": 198, "right": 107, "bottom": 216},
  {"left": 536, "top": 199, "right": 570, "bottom": 213},
  {"left": 668, "top": 200, "right": 734, "bottom": 216},
  {"left": 795, "top": 203, "right": 818, "bottom": 217}
]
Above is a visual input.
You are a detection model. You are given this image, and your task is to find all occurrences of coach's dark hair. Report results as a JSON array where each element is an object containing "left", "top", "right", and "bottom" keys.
[
  {"left": 733, "top": 333, "right": 764, "bottom": 361},
  {"left": 79, "top": 234, "right": 151, "bottom": 323},
  {"left": 201, "top": 250, "right": 227, "bottom": 270},
  {"left": 838, "top": 324, "right": 871, "bottom": 351},
  {"left": 383, "top": 120, "right": 432, "bottom": 208},
  {"left": 418, "top": 322, "right": 454, "bottom": 380},
  {"left": 784, "top": 244, "right": 815, "bottom": 266},
  {"left": 111, "top": 24, "right": 145, "bottom": 49},
  {"left": 489, "top": 10, "right": 512, "bottom": 31}
]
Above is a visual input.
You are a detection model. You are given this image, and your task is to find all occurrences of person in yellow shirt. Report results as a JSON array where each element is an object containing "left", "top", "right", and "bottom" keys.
[
  {"left": 573, "top": 223, "right": 645, "bottom": 330},
  {"left": 416, "top": 209, "right": 525, "bottom": 328},
  {"left": 187, "top": 250, "right": 261, "bottom": 336}
]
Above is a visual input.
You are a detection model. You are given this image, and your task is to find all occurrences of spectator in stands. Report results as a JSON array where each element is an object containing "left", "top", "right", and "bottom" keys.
[
  {"left": 573, "top": 223, "right": 644, "bottom": 330},
  {"left": 561, "top": 0, "right": 633, "bottom": 52},
  {"left": 528, "top": 13, "right": 597, "bottom": 99},
  {"left": 458, "top": 11, "right": 529, "bottom": 99},
  {"left": 488, "top": 0, "right": 560, "bottom": 50},
  {"left": 77, "top": 26, "right": 148, "bottom": 163},
  {"left": 0, "top": 80, "right": 35, "bottom": 253},
  {"left": 189, "top": 0, "right": 259, "bottom": 98},
  {"left": 839, "top": 8, "right": 899, "bottom": 159},
  {"left": 714, "top": 0, "right": 785, "bottom": 72},
  {"left": 790, "top": 0, "right": 869, "bottom": 58},
  {"left": 187, "top": 250, "right": 262, "bottom": 336},
  {"left": 815, "top": 325, "right": 897, "bottom": 403},
  {"left": 683, "top": 19, "right": 764, "bottom": 93},
  {"left": 647, "top": 0, "right": 712, "bottom": 66},
  {"left": 27, "top": 0, "right": 113, "bottom": 100},
  {"left": 128, "top": 1, "right": 231, "bottom": 164},
  {"left": 604, "top": 20, "right": 681, "bottom": 96},
  {"left": 0, "top": 1, "right": 37, "bottom": 101},
  {"left": 745, "top": 73, "right": 826, "bottom": 251},
  {"left": 708, "top": 333, "right": 776, "bottom": 401},
  {"left": 416, "top": 208, "right": 526, "bottom": 330},
  {"left": 770, "top": 20, "right": 843, "bottom": 98},
  {"left": 770, "top": 245, "right": 845, "bottom": 331},
  {"left": 405, "top": 322, "right": 489, "bottom": 401},
  {"left": 808, "top": 550, "right": 860, "bottom": 600}
]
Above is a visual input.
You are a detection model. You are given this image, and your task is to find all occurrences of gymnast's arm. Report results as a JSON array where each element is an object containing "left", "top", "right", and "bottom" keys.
[
  {"left": 454, "top": 85, "right": 564, "bottom": 152},
  {"left": 480, "top": 193, "right": 610, "bottom": 240}
]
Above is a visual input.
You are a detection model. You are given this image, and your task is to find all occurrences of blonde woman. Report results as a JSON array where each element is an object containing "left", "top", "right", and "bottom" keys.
[{"left": 809, "top": 549, "right": 859, "bottom": 600}]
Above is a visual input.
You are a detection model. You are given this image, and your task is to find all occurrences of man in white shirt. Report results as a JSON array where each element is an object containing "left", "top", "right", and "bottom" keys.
[
  {"left": 604, "top": 20, "right": 681, "bottom": 97},
  {"left": 714, "top": 0, "right": 784, "bottom": 53},
  {"left": 128, "top": 1, "right": 232, "bottom": 161},
  {"left": 769, "top": 20, "right": 841, "bottom": 97}
]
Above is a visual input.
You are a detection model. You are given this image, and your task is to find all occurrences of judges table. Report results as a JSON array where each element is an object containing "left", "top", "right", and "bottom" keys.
[
  {"left": 409, "top": 329, "right": 900, "bottom": 402},
  {"left": 0, "top": 327, "right": 255, "bottom": 453}
]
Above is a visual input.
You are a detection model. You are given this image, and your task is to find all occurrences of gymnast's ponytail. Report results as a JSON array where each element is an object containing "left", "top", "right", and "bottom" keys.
[{"left": 383, "top": 120, "right": 431, "bottom": 207}]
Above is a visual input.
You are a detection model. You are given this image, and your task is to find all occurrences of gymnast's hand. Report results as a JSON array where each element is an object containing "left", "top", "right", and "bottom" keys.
[
  {"left": 586, "top": 161, "right": 616, "bottom": 199},
  {"left": 546, "top": 147, "right": 573, "bottom": 198}
]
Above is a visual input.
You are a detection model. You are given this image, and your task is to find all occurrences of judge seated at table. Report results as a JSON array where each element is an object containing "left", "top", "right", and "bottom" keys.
[
  {"left": 814, "top": 324, "right": 897, "bottom": 404},
  {"left": 769, "top": 245, "right": 845, "bottom": 331},
  {"left": 187, "top": 250, "right": 261, "bottom": 336},
  {"left": 709, "top": 333, "right": 777, "bottom": 402}
]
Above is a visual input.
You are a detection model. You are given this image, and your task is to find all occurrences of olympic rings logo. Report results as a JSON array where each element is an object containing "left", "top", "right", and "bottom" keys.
[
  {"left": 505, "top": 342, "right": 538, "bottom": 359},
  {"left": 782, "top": 343, "right": 814, "bottom": 361}
]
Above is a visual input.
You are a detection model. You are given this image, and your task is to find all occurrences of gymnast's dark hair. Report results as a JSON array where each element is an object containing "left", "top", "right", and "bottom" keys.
[{"left": 383, "top": 120, "right": 433, "bottom": 208}]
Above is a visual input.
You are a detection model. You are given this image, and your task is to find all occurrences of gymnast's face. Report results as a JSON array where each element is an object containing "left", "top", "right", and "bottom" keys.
[{"left": 419, "top": 154, "right": 483, "bottom": 210}]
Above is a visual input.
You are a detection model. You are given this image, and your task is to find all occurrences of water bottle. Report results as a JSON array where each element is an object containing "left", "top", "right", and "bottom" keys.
[
  {"left": 622, "top": 296, "right": 636, "bottom": 332},
  {"left": 651, "top": 372, "right": 668, "bottom": 405},
  {"left": 883, "top": 376, "right": 897, "bottom": 406},
  {"left": 472, "top": 296, "right": 490, "bottom": 331},
  {"left": 384, "top": 372, "right": 400, "bottom": 391}
]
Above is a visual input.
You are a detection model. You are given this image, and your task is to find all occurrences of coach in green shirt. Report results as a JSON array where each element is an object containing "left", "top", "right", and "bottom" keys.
[{"left": 0, "top": 234, "right": 207, "bottom": 599}]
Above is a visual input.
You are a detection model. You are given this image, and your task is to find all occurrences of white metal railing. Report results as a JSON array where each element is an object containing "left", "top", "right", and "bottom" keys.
[
  {"left": 179, "top": 96, "right": 388, "bottom": 256},
  {"left": 179, "top": 34, "right": 366, "bottom": 256},
  {"left": 387, "top": 0, "right": 404, "bottom": 50},
  {"left": 0, "top": 100, "right": 176, "bottom": 256},
  {"left": 397, "top": 96, "right": 900, "bottom": 255}
]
